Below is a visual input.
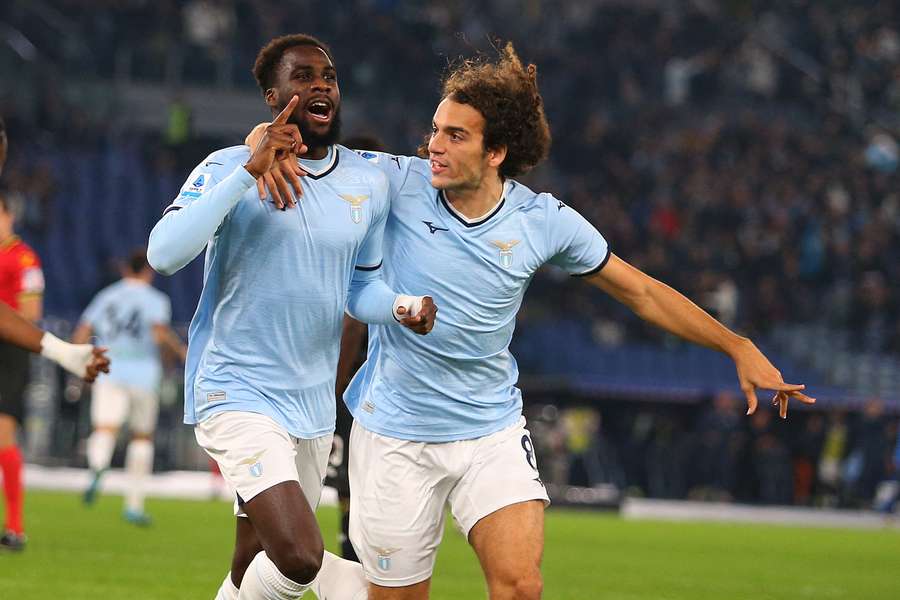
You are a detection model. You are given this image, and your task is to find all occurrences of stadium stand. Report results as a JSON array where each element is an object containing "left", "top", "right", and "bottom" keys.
[{"left": 0, "top": 0, "right": 897, "bottom": 508}]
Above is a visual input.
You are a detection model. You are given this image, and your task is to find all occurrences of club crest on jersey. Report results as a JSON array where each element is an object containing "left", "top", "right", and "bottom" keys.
[
  {"left": 490, "top": 239, "right": 520, "bottom": 268},
  {"left": 339, "top": 194, "right": 369, "bottom": 223},
  {"left": 375, "top": 547, "right": 400, "bottom": 571}
]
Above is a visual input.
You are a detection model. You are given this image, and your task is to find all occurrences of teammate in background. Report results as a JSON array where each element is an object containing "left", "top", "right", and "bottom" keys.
[
  {"left": 71, "top": 250, "right": 186, "bottom": 525},
  {"left": 0, "top": 192, "right": 43, "bottom": 551},
  {"left": 148, "top": 35, "right": 435, "bottom": 600},
  {"left": 251, "top": 43, "right": 815, "bottom": 599}
]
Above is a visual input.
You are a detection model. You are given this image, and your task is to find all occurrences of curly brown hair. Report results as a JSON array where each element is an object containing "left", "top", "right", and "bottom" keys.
[
  {"left": 431, "top": 42, "right": 551, "bottom": 178},
  {"left": 252, "top": 34, "right": 335, "bottom": 94}
]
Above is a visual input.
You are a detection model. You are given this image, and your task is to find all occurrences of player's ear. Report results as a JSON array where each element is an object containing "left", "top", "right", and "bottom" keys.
[
  {"left": 264, "top": 88, "right": 278, "bottom": 109},
  {"left": 487, "top": 146, "right": 507, "bottom": 169}
]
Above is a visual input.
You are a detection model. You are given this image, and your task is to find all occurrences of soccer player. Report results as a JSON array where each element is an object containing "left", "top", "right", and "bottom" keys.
[
  {"left": 0, "top": 191, "right": 43, "bottom": 551},
  {"left": 251, "top": 43, "right": 815, "bottom": 599},
  {"left": 148, "top": 35, "right": 436, "bottom": 600},
  {"left": 72, "top": 249, "right": 186, "bottom": 525},
  {"left": 1, "top": 204, "right": 109, "bottom": 556}
]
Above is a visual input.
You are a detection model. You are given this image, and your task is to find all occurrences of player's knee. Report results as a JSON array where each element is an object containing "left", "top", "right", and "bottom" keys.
[
  {"left": 273, "top": 539, "right": 324, "bottom": 584},
  {"left": 513, "top": 571, "right": 543, "bottom": 600},
  {"left": 489, "top": 569, "right": 542, "bottom": 600}
]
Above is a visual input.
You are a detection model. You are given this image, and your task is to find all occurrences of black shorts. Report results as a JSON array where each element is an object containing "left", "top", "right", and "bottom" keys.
[{"left": 0, "top": 341, "right": 30, "bottom": 423}]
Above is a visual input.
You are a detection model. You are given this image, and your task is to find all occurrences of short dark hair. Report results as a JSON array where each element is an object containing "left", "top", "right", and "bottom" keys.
[
  {"left": 436, "top": 43, "right": 551, "bottom": 178},
  {"left": 127, "top": 249, "right": 149, "bottom": 274},
  {"left": 252, "top": 34, "right": 335, "bottom": 94}
]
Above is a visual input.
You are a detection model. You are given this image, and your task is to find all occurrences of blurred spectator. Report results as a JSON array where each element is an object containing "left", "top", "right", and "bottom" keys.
[
  {"left": 818, "top": 412, "right": 849, "bottom": 506},
  {"left": 792, "top": 414, "right": 825, "bottom": 505},
  {"left": 691, "top": 391, "right": 742, "bottom": 501}
]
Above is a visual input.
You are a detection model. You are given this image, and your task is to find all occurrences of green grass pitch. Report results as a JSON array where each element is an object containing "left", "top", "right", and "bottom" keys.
[{"left": 1, "top": 491, "right": 898, "bottom": 599}]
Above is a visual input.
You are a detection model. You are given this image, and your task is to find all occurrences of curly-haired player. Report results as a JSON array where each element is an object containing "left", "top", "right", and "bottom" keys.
[{"left": 251, "top": 42, "right": 814, "bottom": 599}]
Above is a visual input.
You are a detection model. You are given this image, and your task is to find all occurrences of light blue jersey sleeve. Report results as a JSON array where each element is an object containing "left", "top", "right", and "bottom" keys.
[
  {"left": 346, "top": 165, "right": 398, "bottom": 325},
  {"left": 546, "top": 196, "right": 611, "bottom": 276},
  {"left": 351, "top": 150, "right": 415, "bottom": 200},
  {"left": 148, "top": 147, "right": 256, "bottom": 275}
]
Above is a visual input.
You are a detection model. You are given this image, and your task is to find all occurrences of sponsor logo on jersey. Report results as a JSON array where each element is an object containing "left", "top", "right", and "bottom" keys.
[
  {"left": 422, "top": 221, "right": 449, "bottom": 234},
  {"left": 339, "top": 194, "right": 369, "bottom": 224},
  {"left": 489, "top": 239, "right": 520, "bottom": 268},
  {"left": 356, "top": 150, "right": 379, "bottom": 162}
]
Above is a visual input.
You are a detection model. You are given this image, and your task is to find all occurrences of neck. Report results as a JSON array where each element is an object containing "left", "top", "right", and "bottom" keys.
[
  {"left": 444, "top": 174, "right": 504, "bottom": 220},
  {"left": 303, "top": 144, "right": 330, "bottom": 160},
  {"left": 0, "top": 230, "right": 14, "bottom": 244}
]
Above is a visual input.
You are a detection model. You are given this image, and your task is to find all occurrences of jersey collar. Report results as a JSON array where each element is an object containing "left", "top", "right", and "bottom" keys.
[
  {"left": 299, "top": 146, "right": 339, "bottom": 180},
  {"left": 438, "top": 180, "right": 512, "bottom": 228}
]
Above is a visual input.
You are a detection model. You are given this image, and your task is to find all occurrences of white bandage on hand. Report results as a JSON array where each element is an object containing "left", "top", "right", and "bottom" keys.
[
  {"left": 40, "top": 332, "right": 95, "bottom": 378},
  {"left": 393, "top": 294, "right": 425, "bottom": 322}
]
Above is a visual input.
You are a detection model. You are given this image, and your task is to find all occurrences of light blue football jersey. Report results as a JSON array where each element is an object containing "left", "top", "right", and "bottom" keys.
[
  {"left": 80, "top": 279, "right": 171, "bottom": 392},
  {"left": 164, "top": 145, "right": 391, "bottom": 438},
  {"left": 345, "top": 153, "right": 610, "bottom": 442}
]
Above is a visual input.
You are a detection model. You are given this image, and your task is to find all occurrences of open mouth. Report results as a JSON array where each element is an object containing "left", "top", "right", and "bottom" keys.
[
  {"left": 306, "top": 99, "right": 333, "bottom": 123},
  {"left": 430, "top": 159, "right": 448, "bottom": 175}
]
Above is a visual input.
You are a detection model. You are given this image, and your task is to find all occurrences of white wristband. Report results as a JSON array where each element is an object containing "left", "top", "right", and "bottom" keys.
[
  {"left": 393, "top": 294, "right": 424, "bottom": 322},
  {"left": 40, "top": 332, "right": 94, "bottom": 378}
]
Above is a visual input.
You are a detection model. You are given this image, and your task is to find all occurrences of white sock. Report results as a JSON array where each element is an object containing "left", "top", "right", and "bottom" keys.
[
  {"left": 214, "top": 571, "right": 240, "bottom": 600},
  {"left": 310, "top": 551, "right": 368, "bottom": 600},
  {"left": 238, "top": 551, "right": 313, "bottom": 599},
  {"left": 125, "top": 439, "right": 153, "bottom": 513},
  {"left": 87, "top": 429, "right": 116, "bottom": 473}
]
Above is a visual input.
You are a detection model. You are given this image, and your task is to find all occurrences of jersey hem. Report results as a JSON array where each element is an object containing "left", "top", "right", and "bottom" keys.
[
  {"left": 351, "top": 409, "right": 522, "bottom": 443},
  {"left": 185, "top": 405, "right": 334, "bottom": 440}
]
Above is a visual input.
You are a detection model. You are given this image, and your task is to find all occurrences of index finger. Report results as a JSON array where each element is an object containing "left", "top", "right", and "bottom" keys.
[{"left": 273, "top": 95, "right": 299, "bottom": 125}]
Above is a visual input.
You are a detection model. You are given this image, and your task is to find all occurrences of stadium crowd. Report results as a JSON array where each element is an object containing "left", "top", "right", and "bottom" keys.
[{"left": 0, "top": 0, "right": 897, "bottom": 507}]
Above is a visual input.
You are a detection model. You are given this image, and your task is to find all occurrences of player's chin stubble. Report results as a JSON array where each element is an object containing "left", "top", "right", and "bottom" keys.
[{"left": 296, "top": 109, "right": 342, "bottom": 151}]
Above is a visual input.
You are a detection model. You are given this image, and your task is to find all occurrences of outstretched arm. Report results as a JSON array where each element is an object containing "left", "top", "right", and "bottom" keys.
[
  {"left": 0, "top": 302, "right": 42, "bottom": 352},
  {"left": 0, "top": 304, "right": 109, "bottom": 381},
  {"left": 586, "top": 254, "right": 815, "bottom": 417}
]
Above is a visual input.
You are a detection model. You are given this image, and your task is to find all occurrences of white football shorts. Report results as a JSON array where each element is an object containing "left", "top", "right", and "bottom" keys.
[
  {"left": 90, "top": 379, "right": 159, "bottom": 435},
  {"left": 349, "top": 416, "right": 549, "bottom": 587},
  {"left": 194, "top": 410, "right": 332, "bottom": 517}
]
